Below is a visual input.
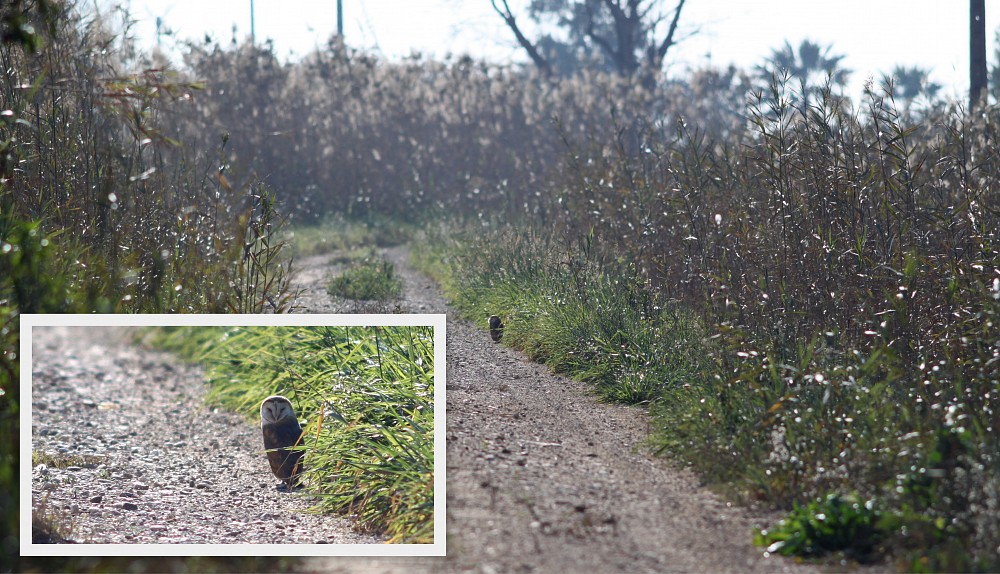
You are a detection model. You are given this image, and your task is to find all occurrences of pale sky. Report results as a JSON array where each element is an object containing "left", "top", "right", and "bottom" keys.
[{"left": 118, "top": 1, "right": 998, "bottom": 101}]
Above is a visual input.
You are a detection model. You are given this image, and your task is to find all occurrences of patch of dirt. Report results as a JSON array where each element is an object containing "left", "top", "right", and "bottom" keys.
[
  {"left": 29, "top": 326, "right": 383, "bottom": 545},
  {"left": 307, "top": 246, "right": 834, "bottom": 573},
  {"left": 287, "top": 253, "right": 357, "bottom": 314}
]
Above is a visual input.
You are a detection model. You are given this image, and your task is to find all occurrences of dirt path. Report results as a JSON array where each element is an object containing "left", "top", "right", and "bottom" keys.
[
  {"left": 29, "top": 327, "right": 383, "bottom": 545},
  {"left": 305, "top": 246, "right": 821, "bottom": 574}
]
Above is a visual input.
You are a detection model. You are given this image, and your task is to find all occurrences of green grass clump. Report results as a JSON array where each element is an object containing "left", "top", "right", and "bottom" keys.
[
  {"left": 284, "top": 215, "right": 381, "bottom": 259},
  {"left": 284, "top": 213, "right": 419, "bottom": 261},
  {"left": 327, "top": 255, "right": 404, "bottom": 301},
  {"left": 145, "top": 325, "right": 436, "bottom": 544},
  {"left": 31, "top": 452, "right": 107, "bottom": 469},
  {"left": 754, "top": 493, "right": 882, "bottom": 561},
  {"left": 414, "top": 227, "right": 709, "bottom": 405}
]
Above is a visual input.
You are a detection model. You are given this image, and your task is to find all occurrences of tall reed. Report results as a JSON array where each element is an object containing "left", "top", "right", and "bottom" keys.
[
  {"left": 2, "top": 6, "right": 294, "bottom": 569},
  {"left": 423, "top": 72, "right": 998, "bottom": 568}
]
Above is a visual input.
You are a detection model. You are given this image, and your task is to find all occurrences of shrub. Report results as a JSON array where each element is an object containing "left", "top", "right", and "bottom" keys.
[
  {"left": 327, "top": 256, "right": 403, "bottom": 301},
  {"left": 754, "top": 493, "right": 882, "bottom": 560}
]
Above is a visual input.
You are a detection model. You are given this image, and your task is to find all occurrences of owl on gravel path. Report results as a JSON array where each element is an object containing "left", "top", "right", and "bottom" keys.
[{"left": 260, "top": 395, "right": 305, "bottom": 490}]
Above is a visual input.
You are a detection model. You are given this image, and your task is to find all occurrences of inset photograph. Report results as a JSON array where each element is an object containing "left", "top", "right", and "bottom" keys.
[{"left": 21, "top": 314, "right": 444, "bottom": 557}]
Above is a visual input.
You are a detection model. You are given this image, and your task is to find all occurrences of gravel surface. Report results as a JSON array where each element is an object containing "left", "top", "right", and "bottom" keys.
[
  {"left": 29, "top": 327, "right": 383, "bottom": 546},
  {"left": 307, "top": 246, "right": 830, "bottom": 574}
]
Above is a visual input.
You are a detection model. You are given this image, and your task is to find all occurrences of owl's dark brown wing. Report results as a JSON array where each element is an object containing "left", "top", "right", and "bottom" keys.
[{"left": 262, "top": 419, "right": 305, "bottom": 483}]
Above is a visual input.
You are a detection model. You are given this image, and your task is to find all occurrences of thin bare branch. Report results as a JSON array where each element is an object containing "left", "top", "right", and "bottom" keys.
[
  {"left": 651, "top": 0, "right": 685, "bottom": 64},
  {"left": 490, "top": 0, "right": 552, "bottom": 76}
]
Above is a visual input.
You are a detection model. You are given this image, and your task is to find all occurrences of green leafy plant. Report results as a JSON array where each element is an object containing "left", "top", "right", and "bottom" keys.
[{"left": 754, "top": 493, "right": 882, "bottom": 560}]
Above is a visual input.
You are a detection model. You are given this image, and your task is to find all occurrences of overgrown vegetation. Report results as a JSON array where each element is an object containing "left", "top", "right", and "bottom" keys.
[
  {"left": 145, "top": 325, "right": 436, "bottom": 544},
  {"left": 419, "top": 74, "right": 999, "bottom": 569},
  {"left": 0, "top": 5, "right": 294, "bottom": 318},
  {"left": 176, "top": 38, "right": 748, "bottom": 224},
  {"left": 415, "top": 226, "right": 709, "bottom": 405}
]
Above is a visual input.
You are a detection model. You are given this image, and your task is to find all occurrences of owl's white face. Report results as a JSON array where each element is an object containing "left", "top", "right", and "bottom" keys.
[{"left": 260, "top": 396, "right": 297, "bottom": 426}]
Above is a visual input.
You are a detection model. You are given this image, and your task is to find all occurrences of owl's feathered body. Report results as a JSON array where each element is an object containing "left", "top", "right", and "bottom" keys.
[
  {"left": 488, "top": 315, "right": 504, "bottom": 342},
  {"left": 260, "top": 395, "right": 305, "bottom": 489}
]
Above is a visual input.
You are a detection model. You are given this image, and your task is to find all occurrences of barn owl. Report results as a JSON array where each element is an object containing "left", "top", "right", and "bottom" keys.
[
  {"left": 488, "top": 315, "right": 504, "bottom": 342},
  {"left": 260, "top": 395, "right": 305, "bottom": 489}
]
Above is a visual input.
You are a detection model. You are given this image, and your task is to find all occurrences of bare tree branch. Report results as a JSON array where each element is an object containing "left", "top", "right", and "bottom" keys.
[
  {"left": 584, "top": 1, "right": 617, "bottom": 62},
  {"left": 595, "top": 0, "right": 641, "bottom": 74},
  {"left": 492, "top": 0, "right": 690, "bottom": 82},
  {"left": 650, "top": 0, "right": 685, "bottom": 65},
  {"left": 490, "top": 0, "right": 552, "bottom": 76}
]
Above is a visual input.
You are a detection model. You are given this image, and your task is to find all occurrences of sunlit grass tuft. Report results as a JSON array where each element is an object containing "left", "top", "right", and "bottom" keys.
[
  {"left": 31, "top": 452, "right": 108, "bottom": 469},
  {"left": 284, "top": 216, "right": 379, "bottom": 259},
  {"left": 327, "top": 255, "right": 404, "bottom": 301},
  {"left": 31, "top": 495, "right": 77, "bottom": 545}
]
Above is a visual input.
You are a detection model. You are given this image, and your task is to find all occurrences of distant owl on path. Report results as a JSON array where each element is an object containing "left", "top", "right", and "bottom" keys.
[
  {"left": 260, "top": 395, "right": 305, "bottom": 490},
  {"left": 488, "top": 315, "right": 504, "bottom": 342}
]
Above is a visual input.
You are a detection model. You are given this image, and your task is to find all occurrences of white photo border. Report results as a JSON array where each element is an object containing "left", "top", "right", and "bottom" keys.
[{"left": 20, "top": 313, "right": 446, "bottom": 557}]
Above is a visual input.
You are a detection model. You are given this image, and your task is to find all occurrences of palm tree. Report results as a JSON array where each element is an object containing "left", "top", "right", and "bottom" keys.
[
  {"left": 757, "top": 39, "right": 850, "bottom": 101},
  {"left": 886, "top": 65, "right": 942, "bottom": 111}
]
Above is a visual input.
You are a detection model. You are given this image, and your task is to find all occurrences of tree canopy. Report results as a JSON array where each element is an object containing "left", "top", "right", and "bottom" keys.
[{"left": 491, "top": 0, "right": 687, "bottom": 83}]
